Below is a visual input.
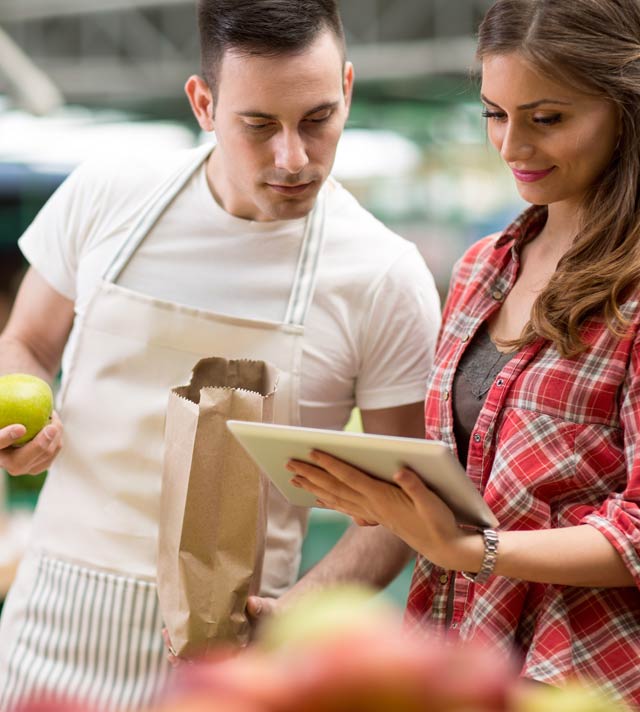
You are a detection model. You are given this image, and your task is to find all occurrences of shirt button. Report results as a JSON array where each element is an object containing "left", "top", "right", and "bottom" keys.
[
  {"left": 496, "top": 378, "right": 504, "bottom": 387},
  {"left": 439, "top": 573, "right": 449, "bottom": 585},
  {"left": 450, "top": 622, "right": 458, "bottom": 629},
  {"left": 461, "top": 334, "right": 470, "bottom": 343},
  {"left": 443, "top": 390, "right": 450, "bottom": 401},
  {"left": 492, "top": 289, "right": 504, "bottom": 301},
  {"left": 473, "top": 433, "right": 482, "bottom": 443}
]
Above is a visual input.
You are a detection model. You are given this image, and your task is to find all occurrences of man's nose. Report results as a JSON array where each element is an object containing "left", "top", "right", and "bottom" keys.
[{"left": 273, "top": 129, "right": 309, "bottom": 174}]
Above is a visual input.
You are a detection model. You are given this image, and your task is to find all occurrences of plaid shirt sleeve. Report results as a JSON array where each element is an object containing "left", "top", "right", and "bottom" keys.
[{"left": 583, "top": 326, "right": 640, "bottom": 588}]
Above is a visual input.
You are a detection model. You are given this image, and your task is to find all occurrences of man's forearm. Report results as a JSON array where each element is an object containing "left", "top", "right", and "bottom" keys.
[
  {"left": 283, "top": 524, "right": 414, "bottom": 603},
  {"left": 0, "top": 335, "right": 56, "bottom": 381}
]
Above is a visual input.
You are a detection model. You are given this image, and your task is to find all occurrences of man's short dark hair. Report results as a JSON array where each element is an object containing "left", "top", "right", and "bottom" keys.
[{"left": 197, "top": 0, "right": 346, "bottom": 97}]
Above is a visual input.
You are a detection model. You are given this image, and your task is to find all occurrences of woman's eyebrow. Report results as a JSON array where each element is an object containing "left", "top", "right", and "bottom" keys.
[{"left": 481, "top": 93, "right": 572, "bottom": 110}]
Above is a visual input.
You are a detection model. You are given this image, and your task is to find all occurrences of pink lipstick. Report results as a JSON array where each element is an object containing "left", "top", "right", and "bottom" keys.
[{"left": 512, "top": 167, "right": 556, "bottom": 183}]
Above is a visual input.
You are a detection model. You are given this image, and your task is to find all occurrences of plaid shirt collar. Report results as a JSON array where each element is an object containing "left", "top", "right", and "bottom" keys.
[{"left": 495, "top": 204, "right": 548, "bottom": 254}]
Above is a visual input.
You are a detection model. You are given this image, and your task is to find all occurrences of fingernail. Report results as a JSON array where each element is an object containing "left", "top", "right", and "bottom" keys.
[
  {"left": 285, "top": 462, "right": 296, "bottom": 472},
  {"left": 43, "top": 426, "right": 56, "bottom": 441},
  {"left": 10, "top": 425, "right": 26, "bottom": 439},
  {"left": 310, "top": 451, "right": 320, "bottom": 461},
  {"left": 290, "top": 478, "right": 302, "bottom": 488}
]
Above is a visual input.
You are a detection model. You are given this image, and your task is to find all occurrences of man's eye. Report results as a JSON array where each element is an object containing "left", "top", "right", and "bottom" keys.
[
  {"left": 245, "top": 122, "right": 272, "bottom": 130},
  {"left": 305, "top": 113, "right": 332, "bottom": 124}
]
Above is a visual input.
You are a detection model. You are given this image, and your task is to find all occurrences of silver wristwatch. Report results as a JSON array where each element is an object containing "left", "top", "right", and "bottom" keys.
[{"left": 461, "top": 528, "right": 499, "bottom": 584}]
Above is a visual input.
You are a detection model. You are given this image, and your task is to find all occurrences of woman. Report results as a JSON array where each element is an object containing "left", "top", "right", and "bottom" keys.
[{"left": 288, "top": 0, "right": 640, "bottom": 705}]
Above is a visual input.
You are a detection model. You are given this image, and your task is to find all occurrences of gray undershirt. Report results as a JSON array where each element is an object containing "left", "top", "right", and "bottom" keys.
[{"left": 452, "top": 324, "right": 517, "bottom": 468}]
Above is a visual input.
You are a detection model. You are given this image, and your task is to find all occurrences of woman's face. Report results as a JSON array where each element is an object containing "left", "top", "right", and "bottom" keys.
[{"left": 481, "top": 52, "right": 620, "bottom": 210}]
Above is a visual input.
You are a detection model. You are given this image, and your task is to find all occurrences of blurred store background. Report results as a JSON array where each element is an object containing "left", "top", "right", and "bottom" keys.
[{"left": 0, "top": 0, "right": 525, "bottom": 606}]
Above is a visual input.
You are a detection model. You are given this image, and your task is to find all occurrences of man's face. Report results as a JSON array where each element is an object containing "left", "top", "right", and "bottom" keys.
[{"left": 190, "top": 30, "right": 353, "bottom": 222}]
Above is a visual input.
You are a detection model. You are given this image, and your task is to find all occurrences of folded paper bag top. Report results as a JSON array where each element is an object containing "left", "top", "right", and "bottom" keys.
[
  {"left": 174, "top": 357, "right": 278, "bottom": 405},
  {"left": 158, "top": 357, "right": 279, "bottom": 658}
]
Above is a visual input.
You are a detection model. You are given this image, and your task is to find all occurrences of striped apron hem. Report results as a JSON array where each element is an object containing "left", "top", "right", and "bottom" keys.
[{"left": 0, "top": 553, "right": 170, "bottom": 712}]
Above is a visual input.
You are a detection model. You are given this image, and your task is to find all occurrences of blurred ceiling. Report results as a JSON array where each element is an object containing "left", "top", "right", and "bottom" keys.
[{"left": 0, "top": 0, "right": 493, "bottom": 105}]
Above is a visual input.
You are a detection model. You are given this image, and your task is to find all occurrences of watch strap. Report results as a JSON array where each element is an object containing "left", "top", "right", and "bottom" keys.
[{"left": 461, "top": 528, "right": 499, "bottom": 584}]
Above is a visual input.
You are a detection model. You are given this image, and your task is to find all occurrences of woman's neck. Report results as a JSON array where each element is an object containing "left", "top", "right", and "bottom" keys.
[{"left": 533, "top": 200, "right": 582, "bottom": 260}]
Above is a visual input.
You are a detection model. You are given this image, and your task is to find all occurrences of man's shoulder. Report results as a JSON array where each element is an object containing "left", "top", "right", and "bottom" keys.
[
  {"left": 71, "top": 146, "right": 201, "bottom": 200},
  {"left": 323, "top": 178, "right": 417, "bottom": 255},
  {"left": 319, "top": 179, "right": 435, "bottom": 299}
]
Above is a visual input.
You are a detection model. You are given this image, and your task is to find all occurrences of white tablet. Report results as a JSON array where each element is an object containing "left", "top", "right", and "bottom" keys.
[{"left": 226, "top": 421, "right": 498, "bottom": 529}]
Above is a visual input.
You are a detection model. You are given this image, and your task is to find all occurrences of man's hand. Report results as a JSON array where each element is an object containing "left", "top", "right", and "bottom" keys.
[
  {"left": 0, "top": 410, "right": 63, "bottom": 476},
  {"left": 161, "top": 627, "right": 184, "bottom": 668},
  {"left": 246, "top": 594, "right": 280, "bottom": 628}
]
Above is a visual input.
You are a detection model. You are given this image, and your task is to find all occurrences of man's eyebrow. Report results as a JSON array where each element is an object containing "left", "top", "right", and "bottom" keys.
[
  {"left": 481, "top": 94, "right": 572, "bottom": 110},
  {"left": 236, "top": 101, "right": 340, "bottom": 120}
]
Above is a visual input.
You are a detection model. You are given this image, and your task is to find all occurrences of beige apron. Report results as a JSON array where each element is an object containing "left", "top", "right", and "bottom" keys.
[{"left": 0, "top": 144, "right": 326, "bottom": 710}]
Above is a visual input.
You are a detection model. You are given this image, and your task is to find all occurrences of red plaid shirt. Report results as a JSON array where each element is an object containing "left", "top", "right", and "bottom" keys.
[{"left": 406, "top": 206, "right": 640, "bottom": 707}]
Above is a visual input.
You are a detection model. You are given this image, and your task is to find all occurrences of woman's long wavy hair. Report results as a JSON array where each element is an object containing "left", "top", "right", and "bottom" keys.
[{"left": 477, "top": 0, "right": 640, "bottom": 357}]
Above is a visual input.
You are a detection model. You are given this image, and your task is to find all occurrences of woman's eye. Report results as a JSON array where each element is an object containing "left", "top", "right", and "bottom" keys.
[
  {"left": 534, "top": 114, "right": 562, "bottom": 126},
  {"left": 481, "top": 109, "right": 507, "bottom": 122}
]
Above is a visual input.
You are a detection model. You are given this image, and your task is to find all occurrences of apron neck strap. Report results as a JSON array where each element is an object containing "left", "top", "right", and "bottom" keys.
[
  {"left": 283, "top": 189, "right": 326, "bottom": 327},
  {"left": 103, "top": 143, "right": 214, "bottom": 284},
  {"left": 102, "top": 142, "right": 327, "bottom": 329}
]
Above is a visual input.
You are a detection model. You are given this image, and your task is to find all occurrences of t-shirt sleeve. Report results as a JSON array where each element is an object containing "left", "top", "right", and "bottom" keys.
[
  {"left": 355, "top": 245, "right": 442, "bottom": 410},
  {"left": 18, "top": 161, "right": 108, "bottom": 300}
]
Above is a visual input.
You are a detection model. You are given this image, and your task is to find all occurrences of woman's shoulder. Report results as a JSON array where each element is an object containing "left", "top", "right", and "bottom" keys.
[
  {"left": 463, "top": 231, "right": 504, "bottom": 261},
  {"left": 454, "top": 206, "right": 545, "bottom": 278},
  {"left": 451, "top": 232, "right": 505, "bottom": 285}
]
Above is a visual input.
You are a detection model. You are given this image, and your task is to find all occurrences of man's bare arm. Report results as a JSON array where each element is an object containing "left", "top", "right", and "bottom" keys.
[
  {"left": 1, "top": 267, "right": 74, "bottom": 379},
  {"left": 0, "top": 267, "right": 74, "bottom": 474},
  {"left": 247, "top": 401, "right": 424, "bottom": 617}
]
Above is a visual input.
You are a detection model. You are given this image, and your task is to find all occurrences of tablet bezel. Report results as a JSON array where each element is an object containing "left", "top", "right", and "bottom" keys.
[{"left": 226, "top": 420, "right": 498, "bottom": 529}]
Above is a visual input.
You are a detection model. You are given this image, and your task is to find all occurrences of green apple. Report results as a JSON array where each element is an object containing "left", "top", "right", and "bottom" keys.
[
  {"left": 257, "top": 584, "right": 400, "bottom": 653},
  {"left": 0, "top": 373, "right": 54, "bottom": 447}
]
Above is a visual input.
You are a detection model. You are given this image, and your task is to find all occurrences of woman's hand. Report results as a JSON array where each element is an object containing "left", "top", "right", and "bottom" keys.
[{"left": 287, "top": 451, "right": 483, "bottom": 572}]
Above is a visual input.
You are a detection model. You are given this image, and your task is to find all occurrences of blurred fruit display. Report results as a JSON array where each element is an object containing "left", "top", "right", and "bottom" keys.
[{"left": 14, "top": 586, "right": 629, "bottom": 712}]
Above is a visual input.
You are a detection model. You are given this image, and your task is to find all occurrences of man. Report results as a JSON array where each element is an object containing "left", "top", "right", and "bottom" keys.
[{"left": 0, "top": 1, "right": 441, "bottom": 709}]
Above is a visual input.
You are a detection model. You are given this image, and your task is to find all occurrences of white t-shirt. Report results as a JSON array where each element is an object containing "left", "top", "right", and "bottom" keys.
[{"left": 19, "top": 148, "right": 441, "bottom": 429}]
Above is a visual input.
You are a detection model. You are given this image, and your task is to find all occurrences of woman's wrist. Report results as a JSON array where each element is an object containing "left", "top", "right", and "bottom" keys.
[
  {"left": 440, "top": 529, "right": 485, "bottom": 573},
  {"left": 461, "top": 528, "right": 499, "bottom": 583}
]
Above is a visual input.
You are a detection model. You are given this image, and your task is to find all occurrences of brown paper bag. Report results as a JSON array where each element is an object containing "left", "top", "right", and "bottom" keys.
[{"left": 157, "top": 357, "right": 278, "bottom": 658}]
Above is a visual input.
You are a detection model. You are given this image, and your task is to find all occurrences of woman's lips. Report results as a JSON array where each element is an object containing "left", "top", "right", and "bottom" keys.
[{"left": 512, "top": 167, "right": 556, "bottom": 183}]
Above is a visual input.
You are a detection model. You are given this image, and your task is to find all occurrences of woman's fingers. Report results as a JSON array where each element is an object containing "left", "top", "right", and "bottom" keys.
[
  {"left": 393, "top": 468, "right": 435, "bottom": 508},
  {"left": 353, "top": 516, "right": 379, "bottom": 527},
  {"left": 287, "top": 458, "right": 363, "bottom": 502},
  {"left": 308, "top": 450, "right": 379, "bottom": 492},
  {"left": 393, "top": 468, "right": 444, "bottom": 523},
  {"left": 288, "top": 460, "right": 377, "bottom": 521}
]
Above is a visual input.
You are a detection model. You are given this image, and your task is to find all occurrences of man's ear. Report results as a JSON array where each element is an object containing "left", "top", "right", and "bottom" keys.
[
  {"left": 343, "top": 61, "right": 354, "bottom": 115},
  {"left": 185, "top": 75, "right": 215, "bottom": 132}
]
